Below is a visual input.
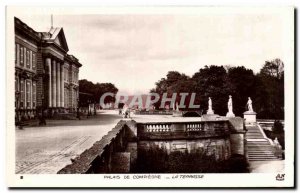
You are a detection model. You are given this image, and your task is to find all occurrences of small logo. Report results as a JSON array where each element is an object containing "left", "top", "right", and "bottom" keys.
[{"left": 276, "top": 174, "right": 285, "bottom": 181}]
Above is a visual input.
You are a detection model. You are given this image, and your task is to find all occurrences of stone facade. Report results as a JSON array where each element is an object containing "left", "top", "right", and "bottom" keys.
[
  {"left": 15, "top": 17, "right": 82, "bottom": 121},
  {"left": 138, "top": 138, "right": 231, "bottom": 161}
]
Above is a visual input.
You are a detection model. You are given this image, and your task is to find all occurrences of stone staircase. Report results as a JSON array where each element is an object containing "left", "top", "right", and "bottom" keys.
[{"left": 246, "top": 124, "right": 278, "bottom": 161}]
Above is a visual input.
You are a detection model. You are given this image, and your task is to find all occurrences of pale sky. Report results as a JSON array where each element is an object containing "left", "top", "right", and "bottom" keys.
[{"left": 14, "top": 13, "right": 287, "bottom": 95}]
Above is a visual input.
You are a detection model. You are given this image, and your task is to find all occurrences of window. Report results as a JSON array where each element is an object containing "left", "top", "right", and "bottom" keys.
[
  {"left": 15, "top": 77, "right": 19, "bottom": 92},
  {"left": 26, "top": 80, "right": 31, "bottom": 108},
  {"left": 20, "top": 47, "right": 24, "bottom": 66},
  {"left": 15, "top": 44, "right": 17, "bottom": 64},
  {"left": 26, "top": 50, "right": 30, "bottom": 68},
  {"left": 15, "top": 77, "right": 19, "bottom": 107},
  {"left": 64, "top": 68, "right": 68, "bottom": 81},
  {"left": 20, "top": 80, "right": 25, "bottom": 108},
  {"left": 64, "top": 88, "right": 68, "bottom": 108},
  {"left": 32, "top": 53, "right": 36, "bottom": 70},
  {"left": 32, "top": 82, "right": 36, "bottom": 108},
  {"left": 16, "top": 44, "right": 20, "bottom": 65}
]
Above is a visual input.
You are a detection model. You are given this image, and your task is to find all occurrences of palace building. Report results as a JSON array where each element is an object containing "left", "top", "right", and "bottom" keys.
[{"left": 15, "top": 17, "right": 82, "bottom": 121}]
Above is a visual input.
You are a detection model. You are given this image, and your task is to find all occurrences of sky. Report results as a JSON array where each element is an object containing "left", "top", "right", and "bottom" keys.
[{"left": 14, "top": 12, "right": 287, "bottom": 95}]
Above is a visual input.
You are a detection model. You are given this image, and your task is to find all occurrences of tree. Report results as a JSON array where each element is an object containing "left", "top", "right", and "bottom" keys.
[
  {"left": 228, "top": 66, "right": 256, "bottom": 116},
  {"left": 256, "top": 59, "right": 284, "bottom": 119},
  {"left": 150, "top": 71, "right": 195, "bottom": 109},
  {"left": 192, "top": 65, "right": 233, "bottom": 115},
  {"left": 79, "top": 79, "right": 118, "bottom": 106}
]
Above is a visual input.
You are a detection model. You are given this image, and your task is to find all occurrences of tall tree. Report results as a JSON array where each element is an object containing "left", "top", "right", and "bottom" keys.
[
  {"left": 192, "top": 65, "right": 233, "bottom": 115},
  {"left": 228, "top": 66, "right": 256, "bottom": 116},
  {"left": 150, "top": 71, "right": 195, "bottom": 109},
  {"left": 255, "top": 59, "right": 284, "bottom": 119},
  {"left": 79, "top": 79, "right": 118, "bottom": 106}
]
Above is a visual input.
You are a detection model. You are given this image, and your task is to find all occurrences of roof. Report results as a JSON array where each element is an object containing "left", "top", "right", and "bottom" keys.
[{"left": 42, "top": 27, "right": 69, "bottom": 52}]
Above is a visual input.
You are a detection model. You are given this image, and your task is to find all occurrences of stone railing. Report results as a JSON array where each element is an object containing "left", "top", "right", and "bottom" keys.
[
  {"left": 57, "top": 120, "right": 136, "bottom": 174},
  {"left": 134, "top": 110, "right": 173, "bottom": 115},
  {"left": 137, "top": 120, "right": 231, "bottom": 140}
]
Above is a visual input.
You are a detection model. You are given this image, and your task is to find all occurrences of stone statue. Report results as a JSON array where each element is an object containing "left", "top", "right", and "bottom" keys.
[
  {"left": 247, "top": 97, "right": 253, "bottom": 112},
  {"left": 208, "top": 97, "right": 212, "bottom": 111},
  {"left": 228, "top": 95, "right": 233, "bottom": 113},
  {"left": 206, "top": 97, "right": 214, "bottom": 115},
  {"left": 274, "top": 137, "right": 279, "bottom": 146},
  {"left": 226, "top": 95, "right": 235, "bottom": 117}
]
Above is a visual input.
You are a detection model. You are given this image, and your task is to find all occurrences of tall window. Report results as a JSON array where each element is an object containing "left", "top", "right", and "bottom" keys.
[
  {"left": 73, "top": 89, "right": 76, "bottom": 107},
  {"left": 26, "top": 50, "right": 30, "bottom": 68},
  {"left": 15, "top": 77, "right": 19, "bottom": 107},
  {"left": 64, "top": 67, "right": 68, "bottom": 81},
  {"left": 15, "top": 44, "right": 17, "bottom": 64},
  {"left": 26, "top": 80, "right": 31, "bottom": 108},
  {"left": 20, "top": 80, "right": 25, "bottom": 108},
  {"left": 32, "top": 82, "right": 36, "bottom": 108},
  {"left": 15, "top": 77, "right": 19, "bottom": 92},
  {"left": 16, "top": 44, "right": 20, "bottom": 65},
  {"left": 20, "top": 47, "right": 24, "bottom": 66},
  {"left": 64, "top": 88, "right": 68, "bottom": 108},
  {"left": 32, "top": 53, "right": 36, "bottom": 70}
]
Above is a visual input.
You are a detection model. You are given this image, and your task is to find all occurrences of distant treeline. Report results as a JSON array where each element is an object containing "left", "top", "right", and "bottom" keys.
[
  {"left": 78, "top": 79, "right": 118, "bottom": 107},
  {"left": 150, "top": 58, "right": 284, "bottom": 119}
]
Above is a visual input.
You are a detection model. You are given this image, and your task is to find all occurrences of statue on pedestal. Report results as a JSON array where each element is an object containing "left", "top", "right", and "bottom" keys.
[
  {"left": 176, "top": 102, "right": 179, "bottom": 111},
  {"left": 226, "top": 95, "right": 235, "bottom": 117},
  {"left": 247, "top": 97, "right": 253, "bottom": 112},
  {"left": 228, "top": 95, "right": 233, "bottom": 112},
  {"left": 206, "top": 97, "right": 214, "bottom": 115}
]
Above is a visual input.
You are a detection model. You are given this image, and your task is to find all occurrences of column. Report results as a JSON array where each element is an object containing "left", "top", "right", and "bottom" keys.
[
  {"left": 51, "top": 60, "right": 56, "bottom": 107},
  {"left": 46, "top": 58, "right": 52, "bottom": 107},
  {"left": 56, "top": 62, "right": 61, "bottom": 107},
  {"left": 61, "top": 64, "right": 64, "bottom": 108}
]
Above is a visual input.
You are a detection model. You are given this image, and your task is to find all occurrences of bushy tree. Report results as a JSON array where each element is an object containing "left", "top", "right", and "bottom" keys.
[
  {"left": 79, "top": 79, "right": 118, "bottom": 106},
  {"left": 228, "top": 66, "right": 256, "bottom": 116},
  {"left": 149, "top": 59, "right": 284, "bottom": 119},
  {"left": 255, "top": 59, "right": 284, "bottom": 119},
  {"left": 192, "top": 65, "right": 233, "bottom": 115},
  {"left": 150, "top": 71, "right": 196, "bottom": 109}
]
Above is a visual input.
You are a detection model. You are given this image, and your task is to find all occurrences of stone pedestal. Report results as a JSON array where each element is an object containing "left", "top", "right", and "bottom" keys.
[
  {"left": 243, "top": 111, "right": 257, "bottom": 123},
  {"left": 206, "top": 109, "right": 214, "bottom": 115},
  {"left": 226, "top": 112, "right": 235, "bottom": 118},
  {"left": 202, "top": 114, "right": 221, "bottom": 121},
  {"left": 172, "top": 111, "right": 183, "bottom": 117}
]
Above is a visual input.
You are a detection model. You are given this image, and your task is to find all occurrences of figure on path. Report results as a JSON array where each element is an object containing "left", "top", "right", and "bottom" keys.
[{"left": 247, "top": 97, "right": 253, "bottom": 112}]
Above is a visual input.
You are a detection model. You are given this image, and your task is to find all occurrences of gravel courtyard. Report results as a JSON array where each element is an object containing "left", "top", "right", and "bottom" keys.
[{"left": 15, "top": 110, "right": 122, "bottom": 174}]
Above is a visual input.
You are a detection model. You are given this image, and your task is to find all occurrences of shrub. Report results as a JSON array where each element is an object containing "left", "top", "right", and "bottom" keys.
[{"left": 135, "top": 146, "right": 249, "bottom": 173}]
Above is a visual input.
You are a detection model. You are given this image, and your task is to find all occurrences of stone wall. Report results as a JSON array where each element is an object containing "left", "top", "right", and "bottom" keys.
[
  {"left": 138, "top": 138, "right": 231, "bottom": 161},
  {"left": 57, "top": 118, "right": 246, "bottom": 174},
  {"left": 57, "top": 120, "right": 137, "bottom": 174}
]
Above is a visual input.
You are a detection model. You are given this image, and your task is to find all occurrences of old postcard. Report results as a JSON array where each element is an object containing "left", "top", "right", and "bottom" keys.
[{"left": 6, "top": 6, "right": 294, "bottom": 188}]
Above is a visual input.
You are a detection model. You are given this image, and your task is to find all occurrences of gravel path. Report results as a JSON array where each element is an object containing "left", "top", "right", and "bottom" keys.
[{"left": 15, "top": 110, "right": 122, "bottom": 174}]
